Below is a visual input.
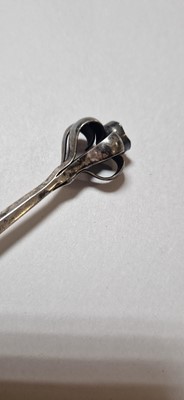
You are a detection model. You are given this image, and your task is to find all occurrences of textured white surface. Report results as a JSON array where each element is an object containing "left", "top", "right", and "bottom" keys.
[{"left": 0, "top": 0, "right": 184, "bottom": 399}]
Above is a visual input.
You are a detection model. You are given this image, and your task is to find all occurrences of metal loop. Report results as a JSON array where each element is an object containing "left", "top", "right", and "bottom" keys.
[
  {"left": 83, "top": 155, "right": 125, "bottom": 181},
  {"left": 61, "top": 117, "right": 106, "bottom": 164}
]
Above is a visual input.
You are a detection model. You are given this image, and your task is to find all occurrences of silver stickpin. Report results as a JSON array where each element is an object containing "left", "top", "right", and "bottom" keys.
[{"left": 0, "top": 117, "right": 131, "bottom": 234}]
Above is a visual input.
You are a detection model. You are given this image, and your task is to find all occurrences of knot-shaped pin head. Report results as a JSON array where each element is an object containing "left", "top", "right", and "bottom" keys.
[{"left": 58, "top": 117, "right": 131, "bottom": 184}]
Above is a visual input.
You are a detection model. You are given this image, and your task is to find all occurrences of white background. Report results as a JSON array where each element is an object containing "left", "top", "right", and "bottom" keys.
[{"left": 0, "top": 0, "right": 184, "bottom": 399}]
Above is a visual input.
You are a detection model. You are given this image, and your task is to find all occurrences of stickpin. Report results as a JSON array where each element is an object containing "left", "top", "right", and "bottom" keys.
[{"left": 0, "top": 117, "right": 131, "bottom": 234}]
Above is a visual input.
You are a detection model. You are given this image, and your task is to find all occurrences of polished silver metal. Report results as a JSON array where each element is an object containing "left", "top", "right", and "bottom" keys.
[{"left": 0, "top": 117, "right": 131, "bottom": 234}]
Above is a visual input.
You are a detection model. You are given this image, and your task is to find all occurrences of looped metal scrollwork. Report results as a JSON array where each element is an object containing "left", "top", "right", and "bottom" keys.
[{"left": 60, "top": 117, "right": 130, "bottom": 181}]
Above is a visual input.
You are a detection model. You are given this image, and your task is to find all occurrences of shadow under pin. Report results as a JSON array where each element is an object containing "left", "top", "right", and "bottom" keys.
[{"left": 0, "top": 117, "right": 131, "bottom": 235}]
